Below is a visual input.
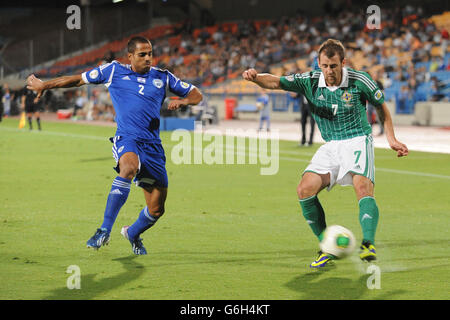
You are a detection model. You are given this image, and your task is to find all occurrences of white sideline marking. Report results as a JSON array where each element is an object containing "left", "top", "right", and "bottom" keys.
[
  {"left": 278, "top": 155, "right": 450, "bottom": 180},
  {"left": 2, "top": 126, "right": 449, "bottom": 180},
  {"left": 374, "top": 167, "right": 450, "bottom": 180},
  {"left": 0, "top": 126, "right": 106, "bottom": 141}
]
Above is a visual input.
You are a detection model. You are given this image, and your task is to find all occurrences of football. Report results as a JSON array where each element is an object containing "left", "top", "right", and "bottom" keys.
[{"left": 320, "top": 225, "right": 357, "bottom": 258}]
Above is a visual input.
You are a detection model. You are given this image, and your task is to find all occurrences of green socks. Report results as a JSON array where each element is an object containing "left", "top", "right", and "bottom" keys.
[
  {"left": 359, "top": 196, "right": 379, "bottom": 245},
  {"left": 299, "top": 195, "right": 379, "bottom": 245},
  {"left": 299, "top": 195, "right": 326, "bottom": 241}
]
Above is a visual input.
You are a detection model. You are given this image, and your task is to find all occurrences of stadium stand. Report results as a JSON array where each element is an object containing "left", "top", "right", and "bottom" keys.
[{"left": 1, "top": 3, "right": 449, "bottom": 122}]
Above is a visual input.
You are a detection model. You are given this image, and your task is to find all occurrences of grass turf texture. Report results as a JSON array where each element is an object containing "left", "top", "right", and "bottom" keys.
[{"left": 0, "top": 118, "right": 449, "bottom": 300}]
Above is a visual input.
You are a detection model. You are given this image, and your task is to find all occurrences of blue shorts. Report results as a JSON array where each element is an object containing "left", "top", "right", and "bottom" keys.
[{"left": 110, "top": 136, "right": 168, "bottom": 188}]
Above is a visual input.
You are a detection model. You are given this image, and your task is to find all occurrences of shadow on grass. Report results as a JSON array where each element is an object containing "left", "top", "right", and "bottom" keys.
[
  {"left": 285, "top": 268, "right": 407, "bottom": 300},
  {"left": 44, "top": 256, "right": 144, "bottom": 300},
  {"left": 118, "top": 249, "right": 313, "bottom": 268}
]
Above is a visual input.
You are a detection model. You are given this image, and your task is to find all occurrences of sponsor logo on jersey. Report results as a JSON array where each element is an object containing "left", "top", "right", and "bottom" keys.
[
  {"left": 374, "top": 89, "right": 383, "bottom": 100},
  {"left": 318, "top": 94, "right": 325, "bottom": 101},
  {"left": 153, "top": 79, "right": 163, "bottom": 88},
  {"left": 122, "top": 76, "right": 131, "bottom": 80},
  {"left": 89, "top": 69, "right": 99, "bottom": 79},
  {"left": 137, "top": 77, "right": 146, "bottom": 84},
  {"left": 118, "top": 146, "right": 124, "bottom": 153}
]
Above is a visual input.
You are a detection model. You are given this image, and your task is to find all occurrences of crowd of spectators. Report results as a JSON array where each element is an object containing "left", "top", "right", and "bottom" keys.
[
  {"left": 1, "top": 4, "right": 449, "bottom": 121},
  {"left": 0, "top": 83, "right": 115, "bottom": 123},
  {"left": 148, "top": 4, "right": 449, "bottom": 113},
  {"left": 73, "top": 89, "right": 115, "bottom": 122}
]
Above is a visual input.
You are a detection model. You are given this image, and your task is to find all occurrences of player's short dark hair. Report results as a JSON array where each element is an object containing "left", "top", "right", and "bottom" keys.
[
  {"left": 318, "top": 39, "right": 345, "bottom": 61},
  {"left": 127, "top": 36, "right": 151, "bottom": 53}
]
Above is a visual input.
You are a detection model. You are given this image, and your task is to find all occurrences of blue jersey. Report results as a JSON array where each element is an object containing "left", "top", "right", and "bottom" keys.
[{"left": 82, "top": 60, "right": 194, "bottom": 142}]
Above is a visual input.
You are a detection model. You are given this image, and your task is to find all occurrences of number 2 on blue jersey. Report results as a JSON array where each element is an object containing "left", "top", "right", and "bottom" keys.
[{"left": 138, "top": 84, "right": 144, "bottom": 95}]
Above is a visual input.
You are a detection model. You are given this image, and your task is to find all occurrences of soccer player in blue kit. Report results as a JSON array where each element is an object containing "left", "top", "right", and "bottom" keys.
[{"left": 26, "top": 37, "right": 203, "bottom": 255}]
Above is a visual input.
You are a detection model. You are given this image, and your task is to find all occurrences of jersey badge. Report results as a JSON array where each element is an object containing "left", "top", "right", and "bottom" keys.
[
  {"left": 89, "top": 69, "right": 99, "bottom": 79},
  {"left": 374, "top": 89, "right": 383, "bottom": 100},
  {"left": 341, "top": 91, "right": 353, "bottom": 107},
  {"left": 180, "top": 81, "right": 190, "bottom": 89},
  {"left": 342, "top": 91, "right": 352, "bottom": 102},
  {"left": 153, "top": 79, "right": 164, "bottom": 88}
]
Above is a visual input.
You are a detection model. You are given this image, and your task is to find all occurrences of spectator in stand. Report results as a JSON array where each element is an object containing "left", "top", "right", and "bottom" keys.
[
  {"left": 397, "top": 85, "right": 413, "bottom": 113},
  {"left": 103, "top": 50, "right": 115, "bottom": 64},
  {"left": 72, "top": 89, "right": 87, "bottom": 120},
  {"left": 441, "top": 28, "right": 449, "bottom": 56},
  {"left": 430, "top": 76, "right": 446, "bottom": 101},
  {"left": 1, "top": 83, "right": 12, "bottom": 120}
]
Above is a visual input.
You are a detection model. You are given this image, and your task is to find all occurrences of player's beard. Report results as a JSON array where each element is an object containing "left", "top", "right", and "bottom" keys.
[
  {"left": 135, "top": 63, "right": 151, "bottom": 74},
  {"left": 142, "top": 62, "right": 151, "bottom": 73},
  {"left": 326, "top": 73, "right": 340, "bottom": 86},
  {"left": 326, "top": 76, "right": 336, "bottom": 86}
]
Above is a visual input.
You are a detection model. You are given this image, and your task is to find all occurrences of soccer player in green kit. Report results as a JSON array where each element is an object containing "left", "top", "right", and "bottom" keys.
[{"left": 242, "top": 39, "right": 409, "bottom": 268}]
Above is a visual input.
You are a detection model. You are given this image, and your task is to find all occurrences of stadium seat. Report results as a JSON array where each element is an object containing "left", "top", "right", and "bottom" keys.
[
  {"left": 45, "top": 23, "right": 179, "bottom": 76},
  {"left": 431, "top": 46, "right": 443, "bottom": 57},
  {"left": 296, "top": 58, "right": 308, "bottom": 71}
]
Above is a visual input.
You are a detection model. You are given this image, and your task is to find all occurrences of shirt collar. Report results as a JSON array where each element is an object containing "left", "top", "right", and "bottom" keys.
[{"left": 318, "top": 67, "right": 349, "bottom": 90}]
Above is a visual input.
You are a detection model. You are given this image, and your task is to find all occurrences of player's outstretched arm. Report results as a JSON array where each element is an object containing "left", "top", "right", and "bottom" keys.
[
  {"left": 26, "top": 74, "right": 85, "bottom": 102},
  {"left": 168, "top": 87, "right": 203, "bottom": 110},
  {"left": 376, "top": 102, "right": 409, "bottom": 157},
  {"left": 242, "top": 68, "right": 281, "bottom": 90}
]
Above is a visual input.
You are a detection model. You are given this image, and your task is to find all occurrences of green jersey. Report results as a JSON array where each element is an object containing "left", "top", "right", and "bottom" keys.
[{"left": 280, "top": 67, "right": 384, "bottom": 141}]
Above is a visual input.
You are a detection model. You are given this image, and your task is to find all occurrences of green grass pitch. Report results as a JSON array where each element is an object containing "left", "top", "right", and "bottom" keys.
[{"left": 0, "top": 118, "right": 449, "bottom": 300}]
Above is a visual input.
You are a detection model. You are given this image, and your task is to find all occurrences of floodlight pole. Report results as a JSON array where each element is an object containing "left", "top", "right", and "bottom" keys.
[
  {"left": 59, "top": 29, "right": 64, "bottom": 57},
  {"left": 29, "top": 39, "right": 34, "bottom": 69},
  {"left": 81, "top": 0, "right": 93, "bottom": 46},
  {"left": 147, "top": 0, "right": 153, "bottom": 29}
]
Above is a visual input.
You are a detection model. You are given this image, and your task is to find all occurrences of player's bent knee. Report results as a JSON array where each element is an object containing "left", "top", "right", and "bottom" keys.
[
  {"left": 118, "top": 153, "right": 140, "bottom": 180},
  {"left": 297, "top": 183, "right": 317, "bottom": 199},
  {"left": 353, "top": 176, "right": 374, "bottom": 199},
  {"left": 119, "top": 167, "right": 138, "bottom": 180},
  {"left": 355, "top": 186, "right": 373, "bottom": 199},
  {"left": 118, "top": 161, "right": 139, "bottom": 180},
  {"left": 148, "top": 206, "right": 165, "bottom": 218}
]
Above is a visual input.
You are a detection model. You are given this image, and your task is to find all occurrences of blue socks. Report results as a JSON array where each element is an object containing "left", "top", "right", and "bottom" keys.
[
  {"left": 99, "top": 176, "right": 161, "bottom": 240},
  {"left": 127, "top": 207, "right": 160, "bottom": 240},
  {"left": 100, "top": 176, "right": 131, "bottom": 233}
]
